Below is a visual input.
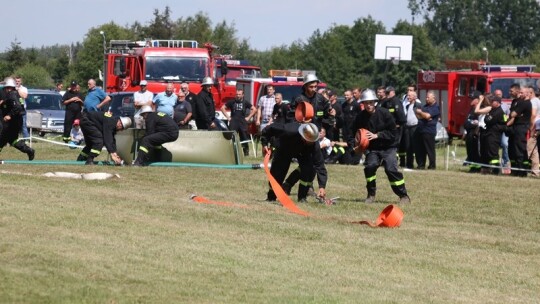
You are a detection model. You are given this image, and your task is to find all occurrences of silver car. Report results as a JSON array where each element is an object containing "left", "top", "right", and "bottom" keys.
[{"left": 25, "top": 89, "right": 65, "bottom": 136}]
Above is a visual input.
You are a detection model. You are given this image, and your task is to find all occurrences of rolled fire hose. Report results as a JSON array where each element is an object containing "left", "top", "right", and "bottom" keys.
[{"left": 351, "top": 204, "right": 404, "bottom": 228}]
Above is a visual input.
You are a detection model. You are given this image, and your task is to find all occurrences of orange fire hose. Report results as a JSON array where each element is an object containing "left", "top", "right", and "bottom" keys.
[{"left": 351, "top": 204, "right": 404, "bottom": 228}]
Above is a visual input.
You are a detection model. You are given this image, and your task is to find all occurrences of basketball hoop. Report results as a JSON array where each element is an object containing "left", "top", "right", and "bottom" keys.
[{"left": 391, "top": 57, "right": 400, "bottom": 65}]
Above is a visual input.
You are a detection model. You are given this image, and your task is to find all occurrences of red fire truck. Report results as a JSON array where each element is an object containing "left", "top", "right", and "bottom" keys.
[
  {"left": 417, "top": 60, "right": 540, "bottom": 138},
  {"left": 103, "top": 39, "right": 235, "bottom": 110}
]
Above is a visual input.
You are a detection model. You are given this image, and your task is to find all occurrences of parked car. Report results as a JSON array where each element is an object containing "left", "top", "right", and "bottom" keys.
[
  {"left": 25, "top": 89, "right": 65, "bottom": 137},
  {"left": 108, "top": 92, "right": 136, "bottom": 118}
]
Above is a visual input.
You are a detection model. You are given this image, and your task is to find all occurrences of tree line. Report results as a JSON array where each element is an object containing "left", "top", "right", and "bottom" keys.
[{"left": 2, "top": 2, "right": 540, "bottom": 95}]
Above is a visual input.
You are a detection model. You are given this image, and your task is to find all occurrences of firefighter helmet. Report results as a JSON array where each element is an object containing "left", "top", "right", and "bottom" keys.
[
  {"left": 4, "top": 78, "right": 16, "bottom": 88},
  {"left": 295, "top": 101, "right": 314, "bottom": 122},
  {"left": 360, "top": 89, "right": 378, "bottom": 102},
  {"left": 303, "top": 74, "right": 319, "bottom": 86},
  {"left": 201, "top": 77, "right": 214, "bottom": 86},
  {"left": 139, "top": 105, "right": 154, "bottom": 114},
  {"left": 298, "top": 122, "right": 319, "bottom": 143},
  {"left": 119, "top": 116, "right": 132, "bottom": 129}
]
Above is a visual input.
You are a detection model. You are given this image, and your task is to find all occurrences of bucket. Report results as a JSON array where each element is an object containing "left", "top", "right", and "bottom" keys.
[{"left": 353, "top": 204, "right": 404, "bottom": 228}]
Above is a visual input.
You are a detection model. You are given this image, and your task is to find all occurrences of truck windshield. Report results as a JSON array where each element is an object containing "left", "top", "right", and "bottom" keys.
[
  {"left": 145, "top": 57, "right": 207, "bottom": 82},
  {"left": 490, "top": 78, "right": 540, "bottom": 99}
]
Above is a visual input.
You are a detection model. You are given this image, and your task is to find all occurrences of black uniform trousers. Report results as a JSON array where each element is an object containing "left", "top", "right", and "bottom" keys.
[
  {"left": 63, "top": 109, "right": 81, "bottom": 141},
  {"left": 267, "top": 151, "right": 316, "bottom": 201},
  {"left": 479, "top": 130, "right": 501, "bottom": 174},
  {"left": 364, "top": 148, "right": 407, "bottom": 197},
  {"left": 399, "top": 125, "right": 417, "bottom": 169},
  {"left": 465, "top": 131, "right": 481, "bottom": 172},
  {"left": 415, "top": 132, "right": 436, "bottom": 169},
  {"left": 508, "top": 124, "right": 529, "bottom": 176},
  {"left": 140, "top": 131, "right": 179, "bottom": 153},
  {"left": 229, "top": 119, "right": 250, "bottom": 155},
  {"left": 80, "top": 122, "right": 105, "bottom": 159}
]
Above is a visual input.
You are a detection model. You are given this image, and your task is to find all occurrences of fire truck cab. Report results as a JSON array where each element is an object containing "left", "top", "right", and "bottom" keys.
[
  {"left": 104, "top": 39, "right": 232, "bottom": 111},
  {"left": 417, "top": 61, "right": 540, "bottom": 138}
]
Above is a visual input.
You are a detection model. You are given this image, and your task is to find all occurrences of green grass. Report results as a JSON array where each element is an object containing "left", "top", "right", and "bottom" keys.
[{"left": 0, "top": 139, "right": 539, "bottom": 303}]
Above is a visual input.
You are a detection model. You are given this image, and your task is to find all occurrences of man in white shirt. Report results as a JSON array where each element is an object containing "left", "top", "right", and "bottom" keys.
[
  {"left": 256, "top": 85, "right": 275, "bottom": 133},
  {"left": 133, "top": 80, "right": 154, "bottom": 128},
  {"left": 527, "top": 86, "right": 540, "bottom": 176},
  {"left": 15, "top": 76, "right": 29, "bottom": 139}
]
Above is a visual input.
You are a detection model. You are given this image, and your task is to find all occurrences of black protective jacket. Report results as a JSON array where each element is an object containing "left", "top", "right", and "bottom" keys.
[
  {"left": 380, "top": 96, "right": 406, "bottom": 126},
  {"left": 292, "top": 92, "right": 332, "bottom": 127},
  {"left": 348, "top": 108, "right": 398, "bottom": 150},
  {"left": 145, "top": 112, "right": 179, "bottom": 135},
  {"left": 261, "top": 121, "right": 328, "bottom": 188},
  {"left": 81, "top": 111, "right": 118, "bottom": 153},
  {"left": 196, "top": 89, "right": 215, "bottom": 126},
  {"left": 1, "top": 89, "right": 24, "bottom": 118}
]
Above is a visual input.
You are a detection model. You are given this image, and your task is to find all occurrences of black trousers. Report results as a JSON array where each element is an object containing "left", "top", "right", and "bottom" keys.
[
  {"left": 415, "top": 132, "right": 436, "bottom": 169},
  {"left": 267, "top": 152, "right": 315, "bottom": 201},
  {"left": 399, "top": 125, "right": 417, "bottom": 168},
  {"left": 508, "top": 124, "right": 529, "bottom": 176},
  {"left": 364, "top": 148, "right": 407, "bottom": 197}
]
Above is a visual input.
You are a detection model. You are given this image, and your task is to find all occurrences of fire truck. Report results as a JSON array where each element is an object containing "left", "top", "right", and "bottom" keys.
[
  {"left": 103, "top": 39, "right": 235, "bottom": 110},
  {"left": 215, "top": 56, "right": 262, "bottom": 85},
  {"left": 235, "top": 69, "right": 327, "bottom": 134},
  {"left": 417, "top": 60, "right": 540, "bottom": 138}
]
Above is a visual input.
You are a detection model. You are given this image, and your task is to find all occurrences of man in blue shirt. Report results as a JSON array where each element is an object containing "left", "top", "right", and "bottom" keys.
[
  {"left": 415, "top": 90, "right": 441, "bottom": 169},
  {"left": 84, "top": 79, "right": 110, "bottom": 112},
  {"left": 153, "top": 83, "right": 177, "bottom": 117}
]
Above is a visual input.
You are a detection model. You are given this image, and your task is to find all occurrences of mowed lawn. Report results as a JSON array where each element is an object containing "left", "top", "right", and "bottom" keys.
[{"left": 0, "top": 139, "right": 539, "bottom": 303}]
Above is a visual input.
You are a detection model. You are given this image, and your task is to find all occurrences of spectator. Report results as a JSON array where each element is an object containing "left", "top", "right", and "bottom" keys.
[
  {"left": 376, "top": 86, "right": 386, "bottom": 103},
  {"left": 152, "top": 83, "right": 176, "bottom": 117},
  {"left": 133, "top": 80, "right": 154, "bottom": 129},
  {"left": 494, "top": 89, "right": 510, "bottom": 172},
  {"left": 15, "top": 76, "right": 29, "bottom": 140},
  {"left": 256, "top": 85, "right": 275, "bottom": 133},
  {"left": 77, "top": 112, "right": 131, "bottom": 165},
  {"left": 133, "top": 106, "right": 179, "bottom": 166},
  {"left": 415, "top": 90, "right": 440, "bottom": 170},
  {"left": 400, "top": 90, "right": 421, "bottom": 169},
  {"left": 221, "top": 89, "right": 256, "bottom": 156},
  {"left": 352, "top": 87, "right": 362, "bottom": 105},
  {"left": 62, "top": 80, "right": 84, "bottom": 142},
  {"left": 474, "top": 94, "right": 507, "bottom": 174},
  {"left": 0, "top": 78, "right": 35, "bottom": 160},
  {"left": 68, "top": 119, "right": 84, "bottom": 149},
  {"left": 55, "top": 81, "right": 64, "bottom": 93},
  {"left": 84, "top": 79, "right": 110, "bottom": 112},
  {"left": 173, "top": 91, "right": 193, "bottom": 129},
  {"left": 347, "top": 89, "right": 410, "bottom": 204},
  {"left": 507, "top": 84, "right": 531, "bottom": 177},
  {"left": 463, "top": 91, "right": 482, "bottom": 172},
  {"left": 181, "top": 82, "right": 197, "bottom": 128},
  {"left": 328, "top": 90, "right": 343, "bottom": 141},
  {"left": 526, "top": 86, "right": 539, "bottom": 177},
  {"left": 269, "top": 93, "right": 290, "bottom": 125},
  {"left": 381, "top": 86, "right": 406, "bottom": 148}
]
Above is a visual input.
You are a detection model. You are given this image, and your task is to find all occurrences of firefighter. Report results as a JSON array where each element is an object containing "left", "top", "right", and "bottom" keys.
[
  {"left": 0, "top": 78, "right": 35, "bottom": 160},
  {"left": 507, "top": 84, "right": 532, "bottom": 176},
  {"left": 133, "top": 106, "right": 179, "bottom": 166},
  {"left": 347, "top": 89, "right": 410, "bottom": 204},
  {"left": 474, "top": 95, "right": 507, "bottom": 174},
  {"left": 261, "top": 119, "right": 327, "bottom": 203},
  {"left": 291, "top": 74, "right": 335, "bottom": 131},
  {"left": 77, "top": 111, "right": 131, "bottom": 165},
  {"left": 463, "top": 91, "right": 482, "bottom": 173},
  {"left": 195, "top": 77, "right": 221, "bottom": 130}
]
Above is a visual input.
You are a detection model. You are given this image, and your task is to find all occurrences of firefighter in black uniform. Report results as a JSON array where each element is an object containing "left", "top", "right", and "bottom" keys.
[
  {"left": 61, "top": 81, "right": 83, "bottom": 142},
  {"left": 133, "top": 106, "right": 179, "bottom": 166},
  {"left": 261, "top": 121, "right": 327, "bottom": 202},
  {"left": 347, "top": 89, "right": 410, "bottom": 204},
  {"left": 195, "top": 77, "right": 218, "bottom": 130},
  {"left": 507, "top": 84, "right": 532, "bottom": 176},
  {"left": 0, "top": 78, "right": 35, "bottom": 160},
  {"left": 463, "top": 92, "right": 482, "bottom": 172},
  {"left": 291, "top": 74, "right": 335, "bottom": 131},
  {"left": 381, "top": 86, "right": 406, "bottom": 146},
  {"left": 474, "top": 95, "right": 507, "bottom": 174},
  {"left": 77, "top": 111, "right": 131, "bottom": 165}
]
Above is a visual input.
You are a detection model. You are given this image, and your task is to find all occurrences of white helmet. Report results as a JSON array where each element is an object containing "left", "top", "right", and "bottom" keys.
[
  {"left": 303, "top": 74, "right": 319, "bottom": 86},
  {"left": 201, "top": 77, "right": 214, "bottom": 86},
  {"left": 298, "top": 122, "right": 319, "bottom": 143},
  {"left": 119, "top": 116, "right": 132, "bottom": 129},
  {"left": 139, "top": 105, "right": 154, "bottom": 114},
  {"left": 360, "top": 89, "right": 378, "bottom": 102},
  {"left": 4, "top": 78, "right": 16, "bottom": 88}
]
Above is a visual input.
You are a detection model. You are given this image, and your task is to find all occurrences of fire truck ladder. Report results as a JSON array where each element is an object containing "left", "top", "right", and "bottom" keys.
[{"left": 108, "top": 39, "right": 199, "bottom": 54}]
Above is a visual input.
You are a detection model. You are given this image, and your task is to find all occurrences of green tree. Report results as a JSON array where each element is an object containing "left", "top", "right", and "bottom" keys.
[
  {"left": 14, "top": 63, "right": 53, "bottom": 88},
  {"left": 145, "top": 6, "right": 174, "bottom": 39},
  {"left": 173, "top": 11, "right": 213, "bottom": 43},
  {"left": 5, "top": 39, "right": 27, "bottom": 75}
]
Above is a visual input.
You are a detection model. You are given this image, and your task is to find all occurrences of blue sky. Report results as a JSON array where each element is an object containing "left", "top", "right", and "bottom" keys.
[{"left": 5, "top": 0, "right": 412, "bottom": 52}]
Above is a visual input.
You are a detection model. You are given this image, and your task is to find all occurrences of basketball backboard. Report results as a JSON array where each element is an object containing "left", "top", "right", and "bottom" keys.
[{"left": 374, "top": 34, "right": 413, "bottom": 61}]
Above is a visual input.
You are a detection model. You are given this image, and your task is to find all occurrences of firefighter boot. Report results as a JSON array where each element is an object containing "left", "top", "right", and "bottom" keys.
[
  {"left": 14, "top": 141, "right": 35, "bottom": 161},
  {"left": 76, "top": 154, "right": 87, "bottom": 162},
  {"left": 133, "top": 150, "right": 148, "bottom": 166},
  {"left": 85, "top": 156, "right": 95, "bottom": 165}
]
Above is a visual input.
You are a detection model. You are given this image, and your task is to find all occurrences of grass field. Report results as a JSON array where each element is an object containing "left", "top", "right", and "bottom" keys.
[{"left": 1, "top": 138, "right": 539, "bottom": 303}]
